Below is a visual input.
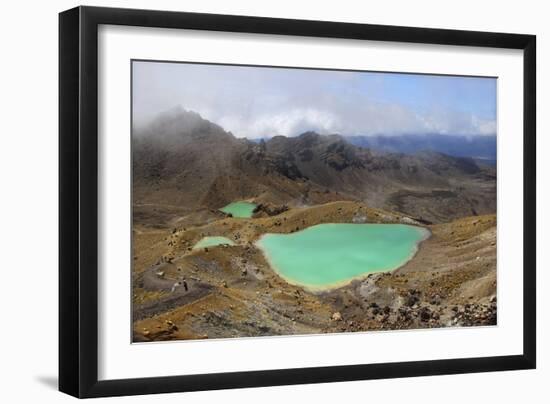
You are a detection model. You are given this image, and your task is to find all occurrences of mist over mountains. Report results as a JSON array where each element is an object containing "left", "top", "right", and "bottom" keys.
[
  {"left": 138, "top": 107, "right": 496, "bottom": 166},
  {"left": 131, "top": 61, "right": 499, "bottom": 342},
  {"left": 133, "top": 62, "right": 497, "bottom": 139},
  {"left": 252, "top": 133, "right": 496, "bottom": 166},
  {"left": 133, "top": 109, "right": 496, "bottom": 224},
  {"left": 346, "top": 134, "right": 496, "bottom": 166}
]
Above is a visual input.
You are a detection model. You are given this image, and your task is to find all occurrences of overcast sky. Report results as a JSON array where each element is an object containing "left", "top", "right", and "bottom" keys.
[{"left": 132, "top": 60, "right": 496, "bottom": 139}]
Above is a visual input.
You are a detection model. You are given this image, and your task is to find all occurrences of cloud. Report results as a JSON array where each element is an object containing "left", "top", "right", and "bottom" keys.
[{"left": 133, "top": 61, "right": 496, "bottom": 138}]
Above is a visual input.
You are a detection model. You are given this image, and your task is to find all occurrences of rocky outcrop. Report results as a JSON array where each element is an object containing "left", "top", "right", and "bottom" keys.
[{"left": 133, "top": 110, "right": 496, "bottom": 224}]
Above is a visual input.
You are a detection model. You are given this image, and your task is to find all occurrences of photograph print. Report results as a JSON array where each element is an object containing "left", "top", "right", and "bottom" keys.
[{"left": 131, "top": 60, "right": 497, "bottom": 342}]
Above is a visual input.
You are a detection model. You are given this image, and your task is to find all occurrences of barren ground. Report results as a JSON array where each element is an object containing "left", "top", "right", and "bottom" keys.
[{"left": 132, "top": 201, "right": 496, "bottom": 342}]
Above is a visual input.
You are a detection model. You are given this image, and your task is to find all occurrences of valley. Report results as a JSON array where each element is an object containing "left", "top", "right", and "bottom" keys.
[{"left": 132, "top": 109, "right": 497, "bottom": 341}]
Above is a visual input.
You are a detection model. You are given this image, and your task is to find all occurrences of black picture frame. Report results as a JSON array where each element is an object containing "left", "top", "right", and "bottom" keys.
[{"left": 59, "top": 5, "right": 536, "bottom": 398}]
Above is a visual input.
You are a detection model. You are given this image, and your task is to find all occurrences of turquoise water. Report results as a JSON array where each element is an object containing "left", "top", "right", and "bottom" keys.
[
  {"left": 193, "top": 236, "right": 236, "bottom": 250},
  {"left": 256, "top": 223, "right": 429, "bottom": 290},
  {"left": 220, "top": 201, "right": 257, "bottom": 218}
]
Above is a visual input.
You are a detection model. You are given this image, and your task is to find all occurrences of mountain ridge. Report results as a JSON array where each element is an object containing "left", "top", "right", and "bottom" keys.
[{"left": 133, "top": 109, "right": 496, "bottom": 223}]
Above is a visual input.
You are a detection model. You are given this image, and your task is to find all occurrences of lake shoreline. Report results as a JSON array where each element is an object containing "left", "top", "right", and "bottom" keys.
[
  {"left": 132, "top": 200, "right": 496, "bottom": 342},
  {"left": 219, "top": 201, "right": 257, "bottom": 218},
  {"left": 255, "top": 223, "right": 431, "bottom": 293}
]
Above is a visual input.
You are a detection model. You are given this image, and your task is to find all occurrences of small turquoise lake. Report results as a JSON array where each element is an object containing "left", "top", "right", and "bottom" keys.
[
  {"left": 193, "top": 236, "right": 235, "bottom": 250},
  {"left": 256, "top": 223, "right": 429, "bottom": 290},
  {"left": 220, "top": 201, "right": 257, "bottom": 218}
]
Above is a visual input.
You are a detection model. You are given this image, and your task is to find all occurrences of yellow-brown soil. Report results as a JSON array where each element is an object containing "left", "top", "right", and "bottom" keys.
[{"left": 132, "top": 201, "right": 496, "bottom": 342}]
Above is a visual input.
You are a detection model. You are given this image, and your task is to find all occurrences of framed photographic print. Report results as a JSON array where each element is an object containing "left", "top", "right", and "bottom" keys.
[{"left": 59, "top": 6, "right": 536, "bottom": 398}]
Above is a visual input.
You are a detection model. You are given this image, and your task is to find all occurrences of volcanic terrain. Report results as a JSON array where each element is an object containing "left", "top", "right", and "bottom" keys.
[{"left": 132, "top": 109, "right": 497, "bottom": 342}]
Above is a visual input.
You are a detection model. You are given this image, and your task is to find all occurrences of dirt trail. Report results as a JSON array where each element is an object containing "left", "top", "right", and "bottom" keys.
[
  {"left": 133, "top": 262, "right": 214, "bottom": 321},
  {"left": 132, "top": 202, "right": 497, "bottom": 341}
]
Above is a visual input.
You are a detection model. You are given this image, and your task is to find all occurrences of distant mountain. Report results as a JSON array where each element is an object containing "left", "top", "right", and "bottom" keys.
[
  {"left": 133, "top": 109, "right": 496, "bottom": 223},
  {"left": 346, "top": 134, "right": 496, "bottom": 166}
]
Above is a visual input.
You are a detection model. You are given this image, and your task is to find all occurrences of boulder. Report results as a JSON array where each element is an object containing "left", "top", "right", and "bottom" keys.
[{"left": 420, "top": 307, "right": 432, "bottom": 322}]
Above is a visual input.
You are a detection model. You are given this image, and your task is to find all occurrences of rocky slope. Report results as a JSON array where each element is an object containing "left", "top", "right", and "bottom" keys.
[
  {"left": 133, "top": 109, "right": 496, "bottom": 224},
  {"left": 131, "top": 109, "right": 498, "bottom": 342},
  {"left": 132, "top": 201, "right": 496, "bottom": 341}
]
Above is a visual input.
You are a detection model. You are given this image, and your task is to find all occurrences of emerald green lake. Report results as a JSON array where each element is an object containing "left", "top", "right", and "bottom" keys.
[
  {"left": 256, "top": 223, "right": 429, "bottom": 290},
  {"left": 193, "top": 236, "right": 235, "bottom": 250},
  {"left": 219, "top": 201, "right": 257, "bottom": 218}
]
